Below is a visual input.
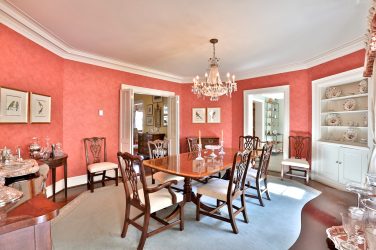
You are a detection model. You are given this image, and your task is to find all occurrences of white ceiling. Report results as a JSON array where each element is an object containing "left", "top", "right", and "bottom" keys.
[{"left": 1, "top": 0, "right": 369, "bottom": 82}]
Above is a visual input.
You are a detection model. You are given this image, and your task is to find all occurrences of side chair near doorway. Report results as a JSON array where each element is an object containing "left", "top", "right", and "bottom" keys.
[
  {"left": 117, "top": 152, "right": 185, "bottom": 250},
  {"left": 281, "top": 135, "right": 311, "bottom": 184},
  {"left": 83, "top": 137, "right": 118, "bottom": 192},
  {"left": 195, "top": 150, "right": 252, "bottom": 234}
]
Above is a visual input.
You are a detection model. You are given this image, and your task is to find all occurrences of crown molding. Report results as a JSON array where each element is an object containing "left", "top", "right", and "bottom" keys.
[
  {"left": 0, "top": 0, "right": 184, "bottom": 83},
  {"left": 0, "top": 0, "right": 365, "bottom": 85}
]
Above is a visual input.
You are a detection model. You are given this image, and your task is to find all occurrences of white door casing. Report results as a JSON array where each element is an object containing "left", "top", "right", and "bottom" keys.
[{"left": 168, "top": 96, "right": 180, "bottom": 155}]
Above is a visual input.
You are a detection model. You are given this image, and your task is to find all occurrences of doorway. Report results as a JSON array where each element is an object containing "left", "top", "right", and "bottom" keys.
[
  {"left": 244, "top": 85, "right": 290, "bottom": 172},
  {"left": 119, "top": 85, "right": 179, "bottom": 156}
]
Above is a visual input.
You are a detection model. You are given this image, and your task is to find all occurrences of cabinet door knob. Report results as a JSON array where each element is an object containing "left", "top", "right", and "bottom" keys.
[
  {"left": 338, "top": 161, "right": 342, "bottom": 164},
  {"left": 336, "top": 161, "right": 338, "bottom": 163}
]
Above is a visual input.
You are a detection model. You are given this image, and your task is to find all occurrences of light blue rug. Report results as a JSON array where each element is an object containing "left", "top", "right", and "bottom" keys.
[{"left": 51, "top": 176, "right": 320, "bottom": 250}]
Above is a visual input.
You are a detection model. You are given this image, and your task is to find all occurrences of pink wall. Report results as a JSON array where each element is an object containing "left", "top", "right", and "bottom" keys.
[{"left": 0, "top": 23, "right": 366, "bottom": 183}]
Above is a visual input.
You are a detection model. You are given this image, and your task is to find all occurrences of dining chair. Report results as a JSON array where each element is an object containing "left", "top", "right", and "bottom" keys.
[
  {"left": 245, "top": 143, "right": 273, "bottom": 207},
  {"left": 117, "top": 152, "right": 184, "bottom": 250},
  {"left": 281, "top": 135, "right": 311, "bottom": 184},
  {"left": 148, "top": 139, "right": 184, "bottom": 185},
  {"left": 83, "top": 137, "right": 118, "bottom": 192},
  {"left": 239, "top": 135, "right": 260, "bottom": 166},
  {"left": 196, "top": 150, "right": 251, "bottom": 234},
  {"left": 187, "top": 137, "right": 199, "bottom": 152}
]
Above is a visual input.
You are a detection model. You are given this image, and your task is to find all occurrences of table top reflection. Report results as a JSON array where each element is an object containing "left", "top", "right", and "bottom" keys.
[{"left": 143, "top": 148, "right": 240, "bottom": 179}]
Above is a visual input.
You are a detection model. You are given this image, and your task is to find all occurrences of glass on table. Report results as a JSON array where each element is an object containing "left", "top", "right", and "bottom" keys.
[
  {"left": 362, "top": 198, "right": 376, "bottom": 250},
  {"left": 340, "top": 212, "right": 357, "bottom": 250},
  {"left": 346, "top": 182, "right": 375, "bottom": 207}
]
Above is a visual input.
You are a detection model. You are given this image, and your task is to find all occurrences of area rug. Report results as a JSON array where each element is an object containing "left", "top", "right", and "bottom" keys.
[{"left": 51, "top": 177, "right": 320, "bottom": 250}]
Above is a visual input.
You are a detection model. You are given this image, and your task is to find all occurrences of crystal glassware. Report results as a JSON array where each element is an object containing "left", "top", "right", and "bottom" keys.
[
  {"left": 361, "top": 198, "right": 376, "bottom": 250},
  {"left": 340, "top": 212, "right": 357, "bottom": 250},
  {"left": 219, "top": 140, "right": 225, "bottom": 155},
  {"left": 195, "top": 144, "right": 203, "bottom": 160}
]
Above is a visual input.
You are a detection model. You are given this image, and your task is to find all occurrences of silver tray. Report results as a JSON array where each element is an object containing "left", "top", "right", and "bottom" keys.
[{"left": 0, "top": 186, "right": 23, "bottom": 207}]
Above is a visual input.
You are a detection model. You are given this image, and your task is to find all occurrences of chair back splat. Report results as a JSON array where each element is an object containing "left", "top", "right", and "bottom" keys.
[
  {"left": 239, "top": 135, "right": 259, "bottom": 151},
  {"left": 84, "top": 137, "right": 107, "bottom": 165},
  {"left": 288, "top": 135, "right": 311, "bottom": 161},
  {"left": 229, "top": 150, "right": 252, "bottom": 197},
  {"left": 257, "top": 143, "right": 273, "bottom": 180},
  {"left": 118, "top": 152, "right": 147, "bottom": 210}
]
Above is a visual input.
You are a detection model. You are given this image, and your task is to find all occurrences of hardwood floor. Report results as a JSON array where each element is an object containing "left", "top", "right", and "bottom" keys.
[{"left": 50, "top": 172, "right": 356, "bottom": 250}]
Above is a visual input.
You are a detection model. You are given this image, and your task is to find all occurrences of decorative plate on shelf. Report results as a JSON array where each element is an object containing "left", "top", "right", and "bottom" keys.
[
  {"left": 326, "top": 114, "right": 341, "bottom": 126},
  {"left": 0, "top": 186, "right": 23, "bottom": 207},
  {"left": 343, "top": 128, "right": 357, "bottom": 142},
  {"left": 343, "top": 99, "right": 356, "bottom": 111},
  {"left": 325, "top": 87, "right": 342, "bottom": 99},
  {"left": 359, "top": 79, "right": 368, "bottom": 94}
]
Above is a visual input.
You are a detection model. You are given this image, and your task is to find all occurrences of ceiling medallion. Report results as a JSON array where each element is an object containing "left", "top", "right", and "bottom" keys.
[{"left": 192, "top": 39, "right": 237, "bottom": 101}]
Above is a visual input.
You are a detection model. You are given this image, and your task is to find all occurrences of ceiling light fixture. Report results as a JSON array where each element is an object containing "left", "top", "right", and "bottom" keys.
[{"left": 192, "top": 39, "right": 237, "bottom": 101}]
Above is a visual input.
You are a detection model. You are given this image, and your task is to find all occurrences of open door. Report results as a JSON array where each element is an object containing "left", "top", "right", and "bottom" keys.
[
  {"left": 168, "top": 96, "right": 180, "bottom": 155},
  {"left": 119, "top": 88, "right": 134, "bottom": 153}
]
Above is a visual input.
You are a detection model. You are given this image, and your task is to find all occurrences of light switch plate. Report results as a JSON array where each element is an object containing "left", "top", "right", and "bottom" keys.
[{"left": 99, "top": 110, "right": 104, "bottom": 116}]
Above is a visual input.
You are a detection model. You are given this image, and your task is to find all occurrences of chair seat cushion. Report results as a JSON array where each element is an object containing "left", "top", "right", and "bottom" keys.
[
  {"left": 154, "top": 172, "right": 184, "bottom": 183},
  {"left": 138, "top": 188, "right": 183, "bottom": 213},
  {"left": 197, "top": 179, "right": 242, "bottom": 202},
  {"left": 88, "top": 162, "right": 118, "bottom": 173},
  {"left": 281, "top": 158, "right": 310, "bottom": 169}
]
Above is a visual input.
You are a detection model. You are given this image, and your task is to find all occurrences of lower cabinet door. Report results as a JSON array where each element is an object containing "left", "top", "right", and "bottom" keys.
[
  {"left": 338, "top": 147, "right": 368, "bottom": 185},
  {"left": 319, "top": 143, "right": 339, "bottom": 182}
]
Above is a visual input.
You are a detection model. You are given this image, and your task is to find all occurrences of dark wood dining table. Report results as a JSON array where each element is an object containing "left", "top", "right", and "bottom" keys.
[{"left": 143, "top": 148, "right": 241, "bottom": 206}]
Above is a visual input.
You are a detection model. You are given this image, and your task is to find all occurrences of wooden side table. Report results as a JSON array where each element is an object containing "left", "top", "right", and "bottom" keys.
[{"left": 39, "top": 154, "right": 68, "bottom": 202}]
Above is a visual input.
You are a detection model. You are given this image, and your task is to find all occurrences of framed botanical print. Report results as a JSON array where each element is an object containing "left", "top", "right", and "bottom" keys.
[
  {"left": 163, "top": 115, "right": 168, "bottom": 126},
  {"left": 192, "top": 108, "right": 206, "bottom": 123},
  {"left": 146, "top": 104, "right": 153, "bottom": 115},
  {"left": 207, "top": 107, "right": 221, "bottom": 123},
  {"left": 146, "top": 116, "right": 153, "bottom": 126},
  {"left": 0, "top": 87, "right": 28, "bottom": 123},
  {"left": 30, "top": 93, "right": 51, "bottom": 123}
]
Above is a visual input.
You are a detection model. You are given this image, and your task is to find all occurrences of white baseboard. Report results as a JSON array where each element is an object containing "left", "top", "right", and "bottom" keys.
[{"left": 46, "top": 170, "right": 118, "bottom": 198}]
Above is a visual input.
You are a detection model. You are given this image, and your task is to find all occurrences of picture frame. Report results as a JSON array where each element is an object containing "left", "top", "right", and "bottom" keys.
[
  {"left": 192, "top": 108, "right": 206, "bottom": 123},
  {"left": 146, "top": 116, "right": 153, "bottom": 126},
  {"left": 0, "top": 87, "right": 28, "bottom": 123},
  {"left": 146, "top": 104, "right": 153, "bottom": 115},
  {"left": 30, "top": 92, "right": 51, "bottom": 123},
  {"left": 152, "top": 96, "right": 162, "bottom": 103},
  {"left": 163, "top": 104, "right": 168, "bottom": 115},
  {"left": 154, "top": 104, "right": 161, "bottom": 127},
  {"left": 207, "top": 107, "right": 221, "bottom": 123},
  {"left": 163, "top": 115, "right": 168, "bottom": 126}
]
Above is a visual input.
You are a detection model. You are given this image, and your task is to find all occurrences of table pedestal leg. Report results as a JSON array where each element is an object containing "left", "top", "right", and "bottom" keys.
[
  {"left": 52, "top": 168, "right": 56, "bottom": 202},
  {"left": 183, "top": 178, "right": 192, "bottom": 202}
]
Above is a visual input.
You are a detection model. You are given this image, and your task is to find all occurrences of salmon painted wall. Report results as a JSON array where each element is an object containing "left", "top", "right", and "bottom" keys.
[
  {"left": 231, "top": 49, "right": 365, "bottom": 148},
  {"left": 0, "top": 24, "right": 63, "bottom": 160}
]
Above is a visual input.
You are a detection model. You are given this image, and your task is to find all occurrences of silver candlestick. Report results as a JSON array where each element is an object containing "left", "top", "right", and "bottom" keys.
[
  {"left": 219, "top": 140, "right": 225, "bottom": 155},
  {"left": 196, "top": 144, "right": 204, "bottom": 160}
]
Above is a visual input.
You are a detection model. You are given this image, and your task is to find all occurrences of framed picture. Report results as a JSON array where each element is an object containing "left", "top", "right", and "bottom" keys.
[
  {"left": 192, "top": 108, "right": 206, "bottom": 123},
  {"left": 154, "top": 104, "right": 161, "bottom": 127},
  {"left": 207, "top": 107, "right": 221, "bottom": 123},
  {"left": 163, "top": 115, "right": 168, "bottom": 126},
  {"left": 163, "top": 104, "right": 168, "bottom": 115},
  {"left": 152, "top": 96, "right": 162, "bottom": 103},
  {"left": 30, "top": 93, "right": 51, "bottom": 123},
  {"left": 0, "top": 87, "right": 28, "bottom": 123},
  {"left": 146, "top": 116, "right": 153, "bottom": 126},
  {"left": 146, "top": 104, "right": 153, "bottom": 115}
]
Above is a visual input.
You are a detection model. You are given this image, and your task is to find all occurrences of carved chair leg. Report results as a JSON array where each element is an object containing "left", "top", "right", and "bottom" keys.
[
  {"left": 281, "top": 164, "right": 284, "bottom": 180},
  {"left": 86, "top": 170, "right": 90, "bottom": 190},
  {"left": 241, "top": 193, "right": 249, "bottom": 223},
  {"left": 306, "top": 171, "right": 310, "bottom": 184},
  {"left": 196, "top": 194, "right": 202, "bottom": 221},
  {"left": 121, "top": 202, "right": 131, "bottom": 238},
  {"left": 216, "top": 199, "right": 221, "bottom": 207},
  {"left": 115, "top": 168, "right": 119, "bottom": 186},
  {"left": 151, "top": 169, "right": 155, "bottom": 185},
  {"left": 227, "top": 201, "right": 239, "bottom": 234},
  {"left": 90, "top": 173, "right": 94, "bottom": 193},
  {"left": 256, "top": 180, "right": 264, "bottom": 207},
  {"left": 102, "top": 170, "right": 106, "bottom": 186},
  {"left": 264, "top": 179, "right": 271, "bottom": 200},
  {"left": 179, "top": 203, "right": 184, "bottom": 231},
  {"left": 137, "top": 213, "right": 150, "bottom": 250}
]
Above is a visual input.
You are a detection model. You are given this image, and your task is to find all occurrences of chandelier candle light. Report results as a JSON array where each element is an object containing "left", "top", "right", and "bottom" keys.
[{"left": 192, "top": 39, "right": 237, "bottom": 101}]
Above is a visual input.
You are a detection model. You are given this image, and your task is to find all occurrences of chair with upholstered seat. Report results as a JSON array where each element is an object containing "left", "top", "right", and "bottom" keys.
[
  {"left": 187, "top": 137, "right": 199, "bottom": 152},
  {"left": 117, "top": 152, "right": 184, "bottom": 250},
  {"left": 245, "top": 143, "right": 273, "bottom": 207},
  {"left": 196, "top": 150, "right": 251, "bottom": 234},
  {"left": 84, "top": 137, "right": 118, "bottom": 192},
  {"left": 281, "top": 135, "right": 311, "bottom": 184},
  {"left": 239, "top": 135, "right": 260, "bottom": 166},
  {"left": 148, "top": 139, "right": 184, "bottom": 185}
]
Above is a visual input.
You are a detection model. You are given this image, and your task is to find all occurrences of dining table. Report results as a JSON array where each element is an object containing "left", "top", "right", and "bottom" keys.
[{"left": 143, "top": 148, "right": 250, "bottom": 210}]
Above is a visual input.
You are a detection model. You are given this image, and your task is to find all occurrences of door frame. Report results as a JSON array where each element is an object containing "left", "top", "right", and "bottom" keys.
[
  {"left": 120, "top": 84, "right": 178, "bottom": 153},
  {"left": 243, "top": 85, "right": 290, "bottom": 159}
]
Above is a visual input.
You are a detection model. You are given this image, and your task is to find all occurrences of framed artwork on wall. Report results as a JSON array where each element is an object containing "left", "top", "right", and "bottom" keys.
[
  {"left": 163, "top": 115, "right": 168, "bottom": 126},
  {"left": 30, "top": 93, "right": 51, "bottom": 123},
  {"left": 192, "top": 108, "right": 206, "bottom": 123},
  {"left": 0, "top": 87, "right": 28, "bottom": 123},
  {"left": 152, "top": 96, "right": 162, "bottom": 103},
  {"left": 146, "top": 116, "right": 153, "bottom": 126},
  {"left": 146, "top": 104, "right": 153, "bottom": 115},
  {"left": 207, "top": 107, "right": 221, "bottom": 123}
]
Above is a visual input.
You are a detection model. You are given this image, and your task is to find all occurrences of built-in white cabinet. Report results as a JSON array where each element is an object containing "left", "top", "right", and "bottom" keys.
[{"left": 312, "top": 68, "right": 371, "bottom": 189}]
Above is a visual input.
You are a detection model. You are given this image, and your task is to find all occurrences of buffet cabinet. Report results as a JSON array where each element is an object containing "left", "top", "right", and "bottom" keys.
[
  {"left": 312, "top": 67, "right": 371, "bottom": 189},
  {"left": 186, "top": 137, "right": 219, "bottom": 152}
]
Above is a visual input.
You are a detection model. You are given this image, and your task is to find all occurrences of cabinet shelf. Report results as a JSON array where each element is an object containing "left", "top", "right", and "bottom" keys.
[
  {"left": 321, "top": 110, "right": 368, "bottom": 115},
  {"left": 318, "top": 139, "right": 369, "bottom": 149},
  {"left": 320, "top": 125, "right": 368, "bottom": 128},
  {"left": 321, "top": 93, "right": 368, "bottom": 102}
]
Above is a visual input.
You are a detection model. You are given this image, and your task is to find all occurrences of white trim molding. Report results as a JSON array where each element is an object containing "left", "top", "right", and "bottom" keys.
[{"left": 0, "top": 0, "right": 365, "bottom": 85}]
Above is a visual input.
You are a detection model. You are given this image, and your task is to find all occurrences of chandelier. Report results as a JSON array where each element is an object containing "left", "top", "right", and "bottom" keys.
[{"left": 192, "top": 38, "right": 237, "bottom": 101}]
